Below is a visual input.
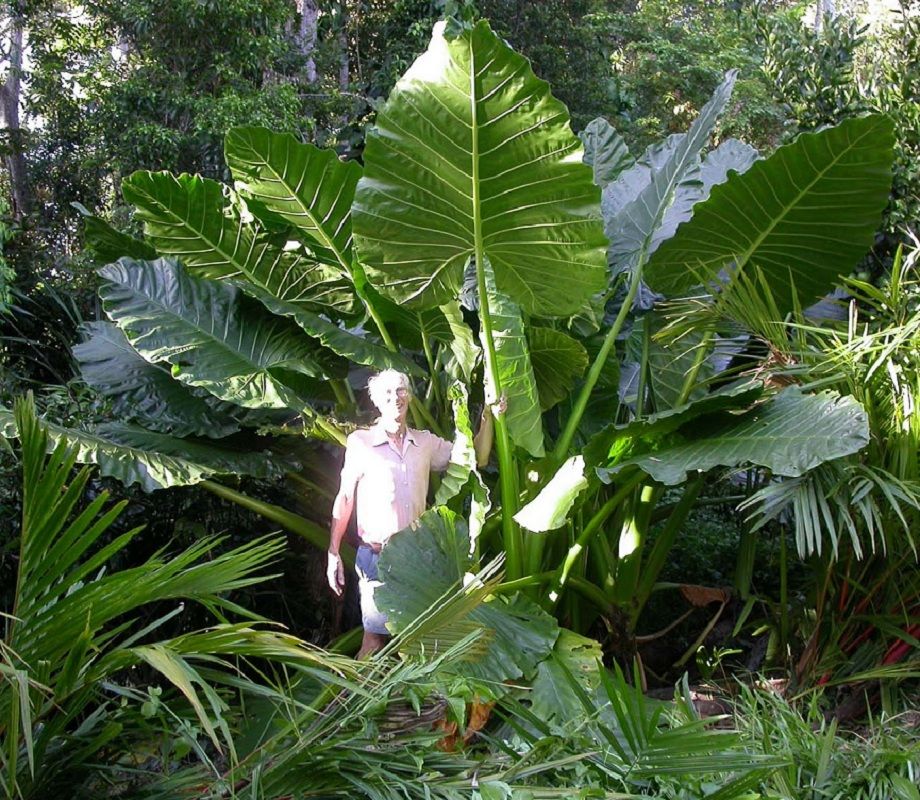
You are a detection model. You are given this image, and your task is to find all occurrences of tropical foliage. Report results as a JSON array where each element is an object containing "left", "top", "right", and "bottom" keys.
[
  {"left": 1, "top": 2, "right": 917, "bottom": 795},
  {"left": 6, "top": 15, "right": 893, "bottom": 638}
]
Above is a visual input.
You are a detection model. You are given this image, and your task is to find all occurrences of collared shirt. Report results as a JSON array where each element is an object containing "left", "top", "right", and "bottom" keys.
[{"left": 334, "top": 420, "right": 452, "bottom": 547}]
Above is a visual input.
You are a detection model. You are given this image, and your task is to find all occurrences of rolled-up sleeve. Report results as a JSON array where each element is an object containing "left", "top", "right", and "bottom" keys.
[
  {"left": 333, "top": 434, "right": 363, "bottom": 514},
  {"left": 429, "top": 432, "right": 453, "bottom": 472}
]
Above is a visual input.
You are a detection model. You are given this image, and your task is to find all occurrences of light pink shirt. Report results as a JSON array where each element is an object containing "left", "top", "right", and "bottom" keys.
[{"left": 334, "top": 421, "right": 452, "bottom": 547}]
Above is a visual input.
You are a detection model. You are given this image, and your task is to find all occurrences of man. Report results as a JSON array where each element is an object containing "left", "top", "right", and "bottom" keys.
[{"left": 327, "top": 369, "right": 502, "bottom": 658}]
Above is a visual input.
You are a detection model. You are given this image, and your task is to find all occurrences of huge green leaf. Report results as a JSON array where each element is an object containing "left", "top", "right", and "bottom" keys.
[
  {"left": 99, "top": 258, "right": 337, "bottom": 410},
  {"left": 644, "top": 115, "right": 896, "bottom": 312},
  {"left": 699, "top": 138, "right": 760, "bottom": 191},
  {"left": 527, "top": 326, "right": 588, "bottom": 411},
  {"left": 642, "top": 312, "right": 714, "bottom": 410},
  {"left": 598, "top": 387, "right": 870, "bottom": 486},
  {"left": 74, "top": 321, "right": 240, "bottom": 438},
  {"left": 352, "top": 20, "right": 607, "bottom": 317},
  {"left": 483, "top": 260, "right": 544, "bottom": 457},
  {"left": 603, "top": 70, "right": 737, "bottom": 277},
  {"left": 123, "top": 171, "right": 357, "bottom": 316},
  {"left": 514, "top": 455, "right": 588, "bottom": 533},
  {"left": 0, "top": 407, "right": 287, "bottom": 492},
  {"left": 377, "top": 507, "right": 559, "bottom": 684},
  {"left": 529, "top": 629, "right": 602, "bottom": 726},
  {"left": 584, "top": 380, "right": 765, "bottom": 469},
  {"left": 438, "top": 300, "right": 481, "bottom": 382},
  {"left": 225, "top": 126, "right": 360, "bottom": 270}
]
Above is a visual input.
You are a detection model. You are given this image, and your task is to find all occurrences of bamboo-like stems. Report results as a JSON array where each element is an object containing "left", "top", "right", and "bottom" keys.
[
  {"left": 549, "top": 471, "right": 644, "bottom": 606},
  {"left": 633, "top": 476, "right": 704, "bottom": 623}
]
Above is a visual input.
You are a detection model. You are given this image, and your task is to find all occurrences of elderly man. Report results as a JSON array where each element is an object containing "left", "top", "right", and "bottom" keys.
[{"left": 327, "top": 369, "right": 501, "bottom": 657}]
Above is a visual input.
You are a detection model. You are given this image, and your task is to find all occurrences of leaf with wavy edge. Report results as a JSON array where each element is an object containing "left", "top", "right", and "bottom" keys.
[
  {"left": 99, "top": 258, "right": 336, "bottom": 411},
  {"left": 597, "top": 387, "right": 869, "bottom": 486},
  {"left": 225, "top": 126, "right": 360, "bottom": 270},
  {"left": 699, "top": 138, "right": 760, "bottom": 191},
  {"left": 123, "top": 171, "right": 357, "bottom": 316},
  {"left": 604, "top": 70, "right": 737, "bottom": 277},
  {"left": 528, "top": 326, "right": 588, "bottom": 411},
  {"left": 584, "top": 380, "right": 765, "bottom": 469},
  {"left": 353, "top": 20, "right": 607, "bottom": 317},
  {"left": 239, "top": 283, "right": 422, "bottom": 377},
  {"left": 435, "top": 383, "right": 490, "bottom": 545},
  {"left": 644, "top": 115, "right": 895, "bottom": 313},
  {"left": 0, "top": 408, "right": 288, "bottom": 492},
  {"left": 482, "top": 259, "right": 544, "bottom": 457},
  {"left": 75, "top": 321, "right": 240, "bottom": 438},
  {"left": 580, "top": 118, "right": 634, "bottom": 189},
  {"left": 73, "top": 202, "right": 157, "bottom": 263},
  {"left": 439, "top": 300, "right": 480, "bottom": 382}
]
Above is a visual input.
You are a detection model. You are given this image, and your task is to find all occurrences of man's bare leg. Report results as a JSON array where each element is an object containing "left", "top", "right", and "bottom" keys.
[{"left": 357, "top": 630, "right": 389, "bottom": 659}]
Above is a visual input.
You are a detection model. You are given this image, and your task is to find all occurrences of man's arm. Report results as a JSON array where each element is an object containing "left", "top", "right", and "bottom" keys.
[
  {"left": 327, "top": 436, "right": 361, "bottom": 596},
  {"left": 473, "top": 395, "right": 507, "bottom": 467},
  {"left": 327, "top": 487, "right": 354, "bottom": 596}
]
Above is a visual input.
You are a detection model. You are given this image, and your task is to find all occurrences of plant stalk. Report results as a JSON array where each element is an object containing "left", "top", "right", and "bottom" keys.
[
  {"left": 633, "top": 476, "right": 704, "bottom": 624},
  {"left": 469, "top": 61, "right": 521, "bottom": 580},
  {"left": 549, "top": 471, "right": 644, "bottom": 605},
  {"left": 200, "top": 480, "right": 354, "bottom": 566},
  {"left": 553, "top": 265, "right": 645, "bottom": 462},
  {"left": 676, "top": 329, "right": 713, "bottom": 406}
]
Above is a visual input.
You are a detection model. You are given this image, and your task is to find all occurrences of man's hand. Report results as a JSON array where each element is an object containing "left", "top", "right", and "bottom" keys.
[{"left": 327, "top": 551, "right": 345, "bottom": 596}]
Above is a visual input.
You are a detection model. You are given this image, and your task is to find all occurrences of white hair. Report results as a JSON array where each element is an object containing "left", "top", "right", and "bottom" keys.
[{"left": 367, "top": 369, "right": 411, "bottom": 410}]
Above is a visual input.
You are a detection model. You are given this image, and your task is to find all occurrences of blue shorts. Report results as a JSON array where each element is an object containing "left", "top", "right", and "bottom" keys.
[{"left": 355, "top": 545, "right": 389, "bottom": 635}]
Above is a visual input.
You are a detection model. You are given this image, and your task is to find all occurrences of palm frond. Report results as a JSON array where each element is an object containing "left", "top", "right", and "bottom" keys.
[
  {"left": 1, "top": 394, "right": 355, "bottom": 798},
  {"left": 741, "top": 461, "right": 920, "bottom": 559}
]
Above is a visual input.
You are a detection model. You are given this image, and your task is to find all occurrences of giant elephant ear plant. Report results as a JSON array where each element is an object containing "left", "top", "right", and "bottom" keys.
[
  {"left": 3, "top": 16, "right": 895, "bottom": 649},
  {"left": 351, "top": 18, "right": 608, "bottom": 573}
]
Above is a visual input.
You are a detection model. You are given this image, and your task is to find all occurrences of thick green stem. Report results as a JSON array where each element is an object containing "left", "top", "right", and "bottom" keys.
[
  {"left": 200, "top": 480, "right": 354, "bottom": 567},
  {"left": 494, "top": 571, "right": 556, "bottom": 593},
  {"left": 409, "top": 395, "right": 444, "bottom": 437},
  {"left": 286, "top": 471, "right": 333, "bottom": 501},
  {"left": 420, "top": 329, "right": 442, "bottom": 410},
  {"left": 330, "top": 379, "right": 350, "bottom": 408},
  {"left": 633, "top": 476, "right": 704, "bottom": 624},
  {"left": 612, "top": 482, "right": 657, "bottom": 606},
  {"left": 469, "top": 58, "right": 520, "bottom": 580},
  {"left": 314, "top": 416, "right": 346, "bottom": 447},
  {"left": 553, "top": 266, "right": 645, "bottom": 462},
  {"left": 676, "top": 330, "right": 713, "bottom": 406},
  {"left": 635, "top": 317, "right": 651, "bottom": 419},
  {"left": 495, "top": 572, "right": 611, "bottom": 614},
  {"left": 549, "top": 472, "right": 644, "bottom": 606}
]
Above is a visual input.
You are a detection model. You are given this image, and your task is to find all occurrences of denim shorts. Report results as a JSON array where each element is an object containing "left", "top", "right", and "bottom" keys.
[{"left": 355, "top": 545, "right": 389, "bottom": 635}]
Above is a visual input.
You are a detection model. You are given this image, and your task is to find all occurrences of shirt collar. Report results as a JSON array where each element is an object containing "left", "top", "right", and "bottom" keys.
[{"left": 369, "top": 420, "right": 417, "bottom": 447}]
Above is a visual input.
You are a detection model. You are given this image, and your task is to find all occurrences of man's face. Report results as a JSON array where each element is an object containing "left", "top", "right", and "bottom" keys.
[{"left": 374, "top": 376, "right": 410, "bottom": 428}]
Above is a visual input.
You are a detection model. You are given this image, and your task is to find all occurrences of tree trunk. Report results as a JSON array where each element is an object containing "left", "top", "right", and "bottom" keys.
[
  {"left": 0, "top": 2, "right": 30, "bottom": 219},
  {"left": 336, "top": 1, "right": 349, "bottom": 90},
  {"left": 296, "top": 0, "right": 318, "bottom": 83},
  {"left": 814, "top": 0, "right": 836, "bottom": 34}
]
